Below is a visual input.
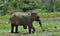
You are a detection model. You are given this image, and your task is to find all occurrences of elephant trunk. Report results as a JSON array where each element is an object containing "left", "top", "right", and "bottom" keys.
[
  {"left": 38, "top": 19, "right": 44, "bottom": 31},
  {"left": 39, "top": 19, "right": 42, "bottom": 28}
]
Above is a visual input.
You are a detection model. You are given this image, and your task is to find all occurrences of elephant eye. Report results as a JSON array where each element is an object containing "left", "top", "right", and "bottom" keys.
[
  {"left": 36, "top": 15, "right": 39, "bottom": 18},
  {"left": 35, "top": 15, "right": 38, "bottom": 18}
]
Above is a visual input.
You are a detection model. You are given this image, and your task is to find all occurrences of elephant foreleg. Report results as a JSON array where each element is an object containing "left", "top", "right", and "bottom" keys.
[
  {"left": 31, "top": 25, "right": 35, "bottom": 33},
  {"left": 28, "top": 24, "right": 35, "bottom": 33}
]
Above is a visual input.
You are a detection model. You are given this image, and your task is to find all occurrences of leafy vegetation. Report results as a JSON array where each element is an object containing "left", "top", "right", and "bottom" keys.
[{"left": 0, "top": 0, "right": 60, "bottom": 15}]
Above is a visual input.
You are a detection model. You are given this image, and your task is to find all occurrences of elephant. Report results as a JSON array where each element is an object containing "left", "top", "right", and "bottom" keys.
[{"left": 9, "top": 12, "right": 44, "bottom": 33}]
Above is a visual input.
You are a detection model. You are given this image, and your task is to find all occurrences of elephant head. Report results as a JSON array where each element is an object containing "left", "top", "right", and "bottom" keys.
[{"left": 31, "top": 12, "right": 44, "bottom": 31}]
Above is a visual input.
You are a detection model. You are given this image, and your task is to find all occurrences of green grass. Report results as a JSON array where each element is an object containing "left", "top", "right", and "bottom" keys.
[
  {"left": 0, "top": 21, "right": 60, "bottom": 36},
  {"left": 0, "top": 24, "right": 10, "bottom": 30},
  {"left": 0, "top": 15, "right": 10, "bottom": 22},
  {"left": 39, "top": 12, "right": 60, "bottom": 18}
]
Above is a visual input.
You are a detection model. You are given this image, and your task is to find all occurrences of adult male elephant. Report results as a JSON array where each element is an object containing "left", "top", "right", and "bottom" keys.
[{"left": 9, "top": 12, "right": 44, "bottom": 33}]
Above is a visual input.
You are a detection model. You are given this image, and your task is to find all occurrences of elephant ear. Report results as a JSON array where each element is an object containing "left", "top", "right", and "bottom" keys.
[
  {"left": 31, "top": 12, "right": 39, "bottom": 18},
  {"left": 31, "top": 12, "right": 37, "bottom": 16}
]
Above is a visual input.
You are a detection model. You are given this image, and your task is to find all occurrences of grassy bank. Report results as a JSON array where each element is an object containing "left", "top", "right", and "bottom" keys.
[
  {"left": 39, "top": 12, "right": 60, "bottom": 18},
  {"left": 0, "top": 15, "right": 10, "bottom": 22}
]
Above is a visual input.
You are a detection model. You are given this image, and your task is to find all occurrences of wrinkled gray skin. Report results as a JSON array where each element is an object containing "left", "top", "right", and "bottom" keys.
[{"left": 9, "top": 12, "right": 44, "bottom": 33}]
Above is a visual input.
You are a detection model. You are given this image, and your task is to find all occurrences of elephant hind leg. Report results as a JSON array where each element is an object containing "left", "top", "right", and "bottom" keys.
[{"left": 11, "top": 25, "right": 14, "bottom": 33}]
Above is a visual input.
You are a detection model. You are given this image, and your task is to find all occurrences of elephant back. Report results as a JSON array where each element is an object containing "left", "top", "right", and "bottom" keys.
[{"left": 10, "top": 12, "right": 31, "bottom": 25}]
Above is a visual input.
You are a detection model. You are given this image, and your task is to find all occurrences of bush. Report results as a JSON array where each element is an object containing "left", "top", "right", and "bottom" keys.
[
  {"left": 56, "top": 7, "right": 60, "bottom": 12},
  {"left": 41, "top": 4, "right": 48, "bottom": 10}
]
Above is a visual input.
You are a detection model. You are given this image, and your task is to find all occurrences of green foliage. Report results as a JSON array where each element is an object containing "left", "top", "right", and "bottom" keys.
[
  {"left": 0, "top": 0, "right": 60, "bottom": 15},
  {"left": 56, "top": 7, "right": 60, "bottom": 12},
  {"left": 0, "top": 0, "right": 4, "bottom": 4},
  {"left": 41, "top": 4, "right": 48, "bottom": 10},
  {"left": 54, "top": 0, "right": 60, "bottom": 12}
]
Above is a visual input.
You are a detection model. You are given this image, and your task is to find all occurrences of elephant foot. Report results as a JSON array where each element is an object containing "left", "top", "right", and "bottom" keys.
[
  {"left": 32, "top": 31, "right": 35, "bottom": 33},
  {"left": 29, "top": 31, "right": 31, "bottom": 34},
  {"left": 29, "top": 30, "right": 35, "bottom": 34},
  {"left": 31, "top": 27, "right": 35, "bottom": 33},
  {"left": 15, "top": 31, "right": 19, "bottom": 33},
  {"left": 11, "top": 31, "right": 14, "bottom": 33},
  {"left": 29, "top": 30, "right": 31, "bottom": 34},
  {"left": 28, "top": 26, "right": 35, "bottom": 34},
  {"left": 29, "top": 29, "right": 35, "bottom": 34},
  {"left": 31, "top": 29, "right": 35, "bottom": 33},
  {"left": 29, "top": 28, "right": 31, "bottom": 34}
]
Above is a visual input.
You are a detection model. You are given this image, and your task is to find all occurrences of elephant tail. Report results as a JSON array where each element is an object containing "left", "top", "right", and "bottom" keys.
[{"left": 8, "top": 18, "right": 11, "bottom": 24}]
